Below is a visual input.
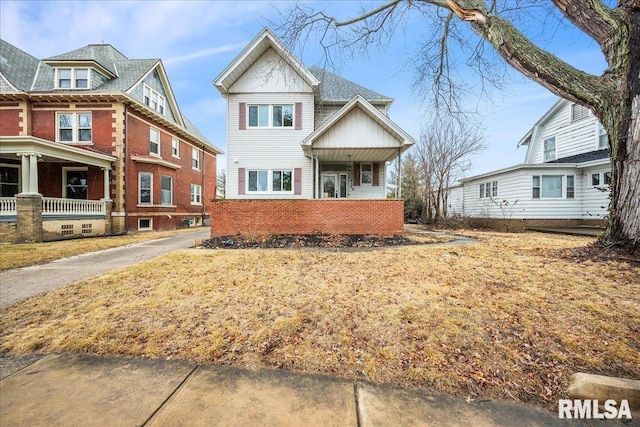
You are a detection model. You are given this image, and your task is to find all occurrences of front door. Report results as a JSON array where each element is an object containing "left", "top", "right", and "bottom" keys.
[
  {"left": 322, "top": 174, "right": 336, "bottom": 198},
  {"left": 322, "top": 173, "right": 348, "bottom": 198}
]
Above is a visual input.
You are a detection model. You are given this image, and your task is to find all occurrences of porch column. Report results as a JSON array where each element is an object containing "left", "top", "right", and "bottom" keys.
[
  {"left": 17, "top": 153, "right": 40, "bottom": 195},
  {"left": 101, "top": 167, "right": 111, "bottom": 200}
]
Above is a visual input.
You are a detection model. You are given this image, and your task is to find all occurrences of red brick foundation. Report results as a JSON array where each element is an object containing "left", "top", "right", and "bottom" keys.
[{"left": 210, "top": 199, "right": 404, "bottom": 237}]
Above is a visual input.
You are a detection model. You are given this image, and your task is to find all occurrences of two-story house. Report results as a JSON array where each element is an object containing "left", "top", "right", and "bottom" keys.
[
  {"left": 449, "top": 98, "right": 610, "bottom": 229},
  {"left": 0, "top": 39, "right": 222, "bottom": 243},
  {"left": 211, "top": 28, "right": 414, "bottom": 237}
]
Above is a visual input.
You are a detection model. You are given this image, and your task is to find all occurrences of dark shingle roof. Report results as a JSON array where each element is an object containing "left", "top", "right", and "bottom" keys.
[
  {"left": 308, "top": 66, "right": 391, "bottom": 103},
  {"left": 0, "top": 39, "right": 46, "bottom": 91},
  {"left": 547, "top": 149, "right": 609, "bottom": 164},
  {"left": 45, "top": 44, "right": 128, "bottom": 76}
]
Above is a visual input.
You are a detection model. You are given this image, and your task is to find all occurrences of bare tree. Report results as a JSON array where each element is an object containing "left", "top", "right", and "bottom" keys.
[
  {"left": 216, "top": 169, "right": 226, "bottom": 199},
  {"left": 388, "top": 153, "right": 425, "bottom": 221},
  {"left": 415, "top": 115, "right": 484, "bottom": 221},
  {"left": 276, "top": 1, "right": 640, "bottom": 250}
]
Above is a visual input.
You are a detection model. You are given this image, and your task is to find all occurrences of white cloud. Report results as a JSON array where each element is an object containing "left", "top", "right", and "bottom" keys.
[{"left": 163, "top": 43, "right": 248, "bottom": 66}]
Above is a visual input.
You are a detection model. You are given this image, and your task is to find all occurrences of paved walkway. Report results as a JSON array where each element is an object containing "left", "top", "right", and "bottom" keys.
[
  {"left": 0, "top": 353, "right": 581, "bottom": 426},
  {"left": 0, "top": 229, "right": 209, "bottom": 308}
]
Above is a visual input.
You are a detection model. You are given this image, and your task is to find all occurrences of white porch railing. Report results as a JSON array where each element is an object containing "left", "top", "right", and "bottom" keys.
[
  {"left": 0, "top": 197, "right": 17, "bottom": 216},
  {"left": 42, "top": 197, "right": 106, "bottom": 216}
]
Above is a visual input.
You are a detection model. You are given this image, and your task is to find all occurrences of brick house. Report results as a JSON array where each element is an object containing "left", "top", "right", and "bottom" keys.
[
  {"left": 211, "top": 28, "right": 414, "bottom": 237},
  {"left": 0, "top": 39, "right": 222, "bottom": 242}
]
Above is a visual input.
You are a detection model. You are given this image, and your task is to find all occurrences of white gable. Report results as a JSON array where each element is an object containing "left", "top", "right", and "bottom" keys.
[
  {"left": 314, "top": 107, "right": 402, "bottom": 149},
  {"left": 230, "top": 48, "right": 313, "bottom": 94}
]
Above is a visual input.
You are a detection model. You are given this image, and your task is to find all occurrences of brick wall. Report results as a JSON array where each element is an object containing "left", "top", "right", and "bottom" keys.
[{"left": 210, "top": 199, "right": 404, "bottom": 237}]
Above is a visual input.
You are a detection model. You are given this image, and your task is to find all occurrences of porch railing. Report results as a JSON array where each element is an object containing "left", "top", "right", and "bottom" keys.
[
  {"left": 0, "top": 197, "right": 16, "bottom": 216},
  {"left": 42, "top": 197, "right": 106, "bottom": 216}
]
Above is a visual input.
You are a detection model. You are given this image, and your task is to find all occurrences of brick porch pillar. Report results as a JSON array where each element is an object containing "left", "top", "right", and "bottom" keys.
[{"left": 16, "top": 193, "right": 43, "bottom": 243}]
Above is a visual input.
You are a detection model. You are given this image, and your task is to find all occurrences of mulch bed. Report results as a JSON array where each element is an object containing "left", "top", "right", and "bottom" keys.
[{"left": 201, "top": 234, "right": 424, "bottom": 249}]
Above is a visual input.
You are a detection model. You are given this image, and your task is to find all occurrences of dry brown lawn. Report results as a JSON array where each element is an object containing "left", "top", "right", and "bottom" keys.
[
  {"left": 1, "top": 230, "right": 638, "bottom": 410},
  {"left": 0, "top": 228, "right": 206, "bottom": 271}
]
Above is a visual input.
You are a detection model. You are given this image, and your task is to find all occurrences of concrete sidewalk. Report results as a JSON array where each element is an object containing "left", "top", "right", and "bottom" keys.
[
  {"left": 0, "top": 353, "right": 589, "bottom": 426},
  {"left": 0, "top": 229, "right": 209, "bottom": 308}
]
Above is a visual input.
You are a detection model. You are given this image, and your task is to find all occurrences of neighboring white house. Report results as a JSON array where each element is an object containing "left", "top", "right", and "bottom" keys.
[
  {"left": 213, "top": 28, "right": 414, "bottom": 200},
  {"left": 450, "top": 98, "right": 611, "bottom": 227}
]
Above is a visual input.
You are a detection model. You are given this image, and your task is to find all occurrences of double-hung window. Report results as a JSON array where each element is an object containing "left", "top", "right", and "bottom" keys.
[
  {"left": 0, "top": 165, "right": 20, "bottom": 196},
  {"left": 192, "top": 148, "right": 200, "bottom": 170},
  {"left": 139, "top": 172, "right": 152, "bottom": 204},
  {"left": 56, "top": 68, "right": 89, "bottom": 89},
  {"left": 543, "top": 137, "right": 556, "bottom": 162},
  {"left": 161, "top": 175, "right": 173, "bottom": 205},
  {"left": 478, "top": 180, "right": 498, "bottom": 199},
  {"left": 150, "top": 128, "right": 160, "bottom": 155},
  {"left": 361, "top": 163, "right": 373, "bottom": 185},
  {"left": 598, "top": 124, "right": 608, "bottom": 149},
  {"left": 57, "top": 112, "right": 92, "bottom": 143},
  {"left": 190, "top": 184, "right": 202, "bottom": 204},
  {"left": 248, "top": 104, "right": 294, "bottom": 128},
  {"left": 143, "top": 85, "right": 166, "bottom": 115},
  {"left": 171, "top": 138, "right": 180, "bottom": 158}
]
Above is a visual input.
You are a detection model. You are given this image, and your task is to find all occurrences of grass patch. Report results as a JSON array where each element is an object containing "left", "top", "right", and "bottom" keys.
[
  {"left": 0, "top": 227, "right": 207, "bottom": 271},
  {"left": 1, "top": 231, "right": 638, "bottom": 410}
]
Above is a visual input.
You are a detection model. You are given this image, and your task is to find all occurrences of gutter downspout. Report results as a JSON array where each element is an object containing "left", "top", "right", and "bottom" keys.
[{"left": 303, "top": 148, "right": 319, "bottom": 199}]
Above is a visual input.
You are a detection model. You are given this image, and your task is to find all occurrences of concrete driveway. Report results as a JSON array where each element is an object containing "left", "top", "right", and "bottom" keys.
[{"left": 0, "top": 229, "right": 209, "bottom": 308}]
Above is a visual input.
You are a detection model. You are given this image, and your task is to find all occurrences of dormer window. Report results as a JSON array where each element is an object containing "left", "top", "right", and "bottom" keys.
[
  {"left": 143, "top": 84, "right": 166, "bottom": 115},
  {"left": 56, "top": 68, "right": 89, "bottom": 89}
]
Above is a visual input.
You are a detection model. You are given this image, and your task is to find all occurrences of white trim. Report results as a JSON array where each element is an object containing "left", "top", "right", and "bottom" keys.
[
  {"left": 131, "top": 156, "right": 181, "bottom": 170},
  {"left": 56, "top": 111, "right": 92, "bottom": 144},
  {"left": 150, "top": 127, "right": 161, "bottom": 156},
  {"left": 138, "top": 172, "right": 153, "bottom": 205},
  {"left": 55, "top": 67, "right": 91, "bottom": 89},
  {"left": 190, "top": 183, "right": 202, "bottom": 205},
  {"left": 0, "top": 136, "right": 114, "bottom": 167},
  {"left": 171, "top": 138, "right": 180, "bottom": 158},
  {"left": 160, "top": 174, "right": 173, "bottom": 206}
]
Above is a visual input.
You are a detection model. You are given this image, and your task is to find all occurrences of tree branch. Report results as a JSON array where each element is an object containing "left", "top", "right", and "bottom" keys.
[{"left": 334, "top": 0, "right": 402, "bottom": 27}]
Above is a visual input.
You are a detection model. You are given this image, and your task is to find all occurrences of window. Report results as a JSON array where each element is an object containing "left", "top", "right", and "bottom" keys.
[
  {"left": 139, "top": 172, "right": 152, "bottom": 204},
  {"left": 248, "top": 104, "right": 294, "bottom": 128},
  {"left": 150, "top": 128, "right": 160, "bottom": 155},
  {"left": 571, "top": 104, "right": 590, "bottom": 122},
  {"left": 248, "top": 170, "right": 268, "bottom": 192},
  {"left": 64, "top": 168, "right": 88, "bottom": 199},
  {"left": 161, "top": 175, "right": 173, "bottom": 205},
  {"left": 598, "top": 124, "right": 608, "bottom": 149},
  {"left": 192, "top": 148, "right": 200, "bottom": 170},
  {"left": 56, "top": 68, "right": 89, "bottom": 89},
  {"left": 361, "top": 163, "right": 372, "bottom": 185},
  {"left": 567, "top": 175, "right": 575, "bottom": 199},
  {"left": 171, "top": 138, "right": 180, "bottom": 158},
  {"left": 0, "top": 165, "right": 20, "bottom": 196},
  {"left": 272, "top": 170, "right": 292, "bottom": 192},
  {"left": 592, "top": 171, "right": 612, "bottom": 187},
  {"left": 57, "top": 112, "right": 92, "bottom": 143},
  {"left": 478, "top": 180, "right": 498, "bottom": 199},
  {"left": 143, "top": 84, "right": 166, "bottom": 115},
  {"left": 532, "top": 176, "right": 541, "bottom": 199},
  {"left": 190, "top": 184, "right": 202, "bottom": 204},
  {"left": 543, "top": 137, "right": 556, "bottom": 162},
  {"left": 138, "top": 218, "right": 152, "bottom": 231},
  {"left": 532, "top": 175, "right": 563, "bottom": 198}
]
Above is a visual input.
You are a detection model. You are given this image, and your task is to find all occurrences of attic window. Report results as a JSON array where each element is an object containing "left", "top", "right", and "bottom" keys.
[
  {"left": 143, "top": 85, "right": 166, "bottom": 115},
  {"left": 56, "top": 68, "right": 89, "bottom": 89},
  {"left": 571, "top": 104, "right": 590, "bottom": 122}
]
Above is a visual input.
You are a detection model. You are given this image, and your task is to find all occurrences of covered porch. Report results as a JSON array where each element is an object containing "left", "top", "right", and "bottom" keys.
[
  {"left": 301, "top": 95, "right": 414, "bottom": 199},
  {"left": 0, "top": 136, "right": 115, "bottom": 242}
]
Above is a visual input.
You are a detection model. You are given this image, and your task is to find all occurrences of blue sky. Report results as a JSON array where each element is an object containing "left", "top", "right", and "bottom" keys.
[{"left": 0, "top": 1, "right": 607, "bottom": 178}]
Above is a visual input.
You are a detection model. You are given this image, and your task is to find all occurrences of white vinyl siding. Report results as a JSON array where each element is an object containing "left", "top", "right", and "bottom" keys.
[{"left": 226, "top": 93, "right": 315, "bottom": 199}]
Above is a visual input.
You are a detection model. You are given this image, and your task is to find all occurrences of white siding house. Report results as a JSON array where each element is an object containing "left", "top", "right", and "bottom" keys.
[
  {"left": 457, "top": 99, "right": 610, "bottom": 226},
  {"left": 214, "top": 28, "right": 414, "bottom": 200}
]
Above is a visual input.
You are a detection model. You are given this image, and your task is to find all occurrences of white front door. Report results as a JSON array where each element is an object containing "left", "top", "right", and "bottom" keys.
[{"left": 322, "top": 174, "right": 337, "bottom": 198}]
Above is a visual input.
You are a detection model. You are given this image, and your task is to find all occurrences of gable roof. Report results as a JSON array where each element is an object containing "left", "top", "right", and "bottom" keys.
[
  {"left": 214, "top": 27, "right": 320, "bottom": 96},
  {"left": 308, "top": 66, "right": 392, "bottom": 105},
  {"left": 301, "top": 94, "right": 413, "bottom": 160},
  {"left": 517, "top": 99, "right": 568, "bottom": 147}
]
